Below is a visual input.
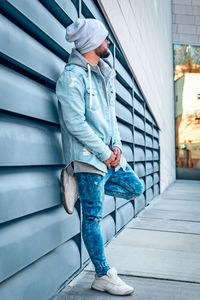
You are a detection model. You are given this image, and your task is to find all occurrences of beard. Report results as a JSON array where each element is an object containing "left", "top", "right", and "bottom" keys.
[{"left": 95, "top": 47, "right": 110, "bottom": 58}]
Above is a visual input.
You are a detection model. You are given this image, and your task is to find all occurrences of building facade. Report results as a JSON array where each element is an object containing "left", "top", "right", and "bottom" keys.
[{"left": 0, "top": 0, "right": 175, "bottom": 299}]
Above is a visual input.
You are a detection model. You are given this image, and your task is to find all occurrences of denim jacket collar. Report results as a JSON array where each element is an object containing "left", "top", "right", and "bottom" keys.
[{"left": 66, "top": 47, "right": 116, "bottom": 80}]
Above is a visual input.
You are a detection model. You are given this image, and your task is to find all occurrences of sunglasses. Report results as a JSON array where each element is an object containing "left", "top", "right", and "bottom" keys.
[{"left": 105, "top": 35, "right": 110, "bottom": 42}]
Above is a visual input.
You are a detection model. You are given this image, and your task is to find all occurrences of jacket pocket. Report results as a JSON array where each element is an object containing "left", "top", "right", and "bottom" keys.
[{"left": 85, "top": 88, "right": 100, "bottom": 111}]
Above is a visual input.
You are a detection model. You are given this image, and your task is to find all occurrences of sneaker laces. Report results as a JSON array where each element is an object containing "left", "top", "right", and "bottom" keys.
[{"left": 107, "top": 268, "right": 125, "bottom": 285}]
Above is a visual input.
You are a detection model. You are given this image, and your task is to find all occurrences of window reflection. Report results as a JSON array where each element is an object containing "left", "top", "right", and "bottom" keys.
[{"left": 174, "top": 44, "right": 200, "bottom": 179}]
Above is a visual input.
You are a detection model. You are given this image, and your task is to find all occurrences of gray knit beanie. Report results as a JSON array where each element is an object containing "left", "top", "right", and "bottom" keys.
[{"left": 65, "top": 18, "right": 108, "bottom": 54}]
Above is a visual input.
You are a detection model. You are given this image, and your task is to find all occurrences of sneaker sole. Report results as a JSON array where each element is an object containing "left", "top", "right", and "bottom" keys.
[
  {"left": 91, "top": 285, "right": 105, "bottom": 292},
  {"left": 91, "top": 284, "right": 134, "bottom": 295}
]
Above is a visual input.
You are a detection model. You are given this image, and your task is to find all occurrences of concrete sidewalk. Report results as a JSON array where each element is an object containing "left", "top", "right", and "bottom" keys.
[{"left": 54, "top": 180, "right": 200, "bottom": 300}]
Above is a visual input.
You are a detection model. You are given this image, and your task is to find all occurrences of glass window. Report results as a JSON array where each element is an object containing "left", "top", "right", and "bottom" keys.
[{"left": 173, "top": 44, "right": 200, "bottom": 179}]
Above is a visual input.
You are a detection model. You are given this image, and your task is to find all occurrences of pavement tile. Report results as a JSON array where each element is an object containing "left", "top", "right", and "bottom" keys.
[
  {"left": 128, "top": 217, "right": 200, "bottom": 234},
  {"left": 138, "top": 209, "right": 200, "bottom": 222},
  {"left": 53, "top": 180, "right": 200, "bottom": 299},
  {"left": 147, "top": 199, "right": 200, "bottom": 211},
  {"left": 54, "top": 271, "right": 200, "bottom": 300},
  {"left": 98, "top": 229, "right": 200, "bottom": 282}
]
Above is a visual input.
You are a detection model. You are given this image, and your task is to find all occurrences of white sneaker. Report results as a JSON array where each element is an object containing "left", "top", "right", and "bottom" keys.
[
  {"left": 61, "top": 167, "right": 78, "bottom": 214},
  {"left": 91, "top": 267, "right": 134, "bottom": 296}
]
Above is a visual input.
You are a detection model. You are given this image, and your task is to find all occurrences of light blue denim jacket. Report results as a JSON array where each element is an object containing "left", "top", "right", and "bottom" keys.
[{"left": 56, "top": 48, "right": 127, "bottom": 173}]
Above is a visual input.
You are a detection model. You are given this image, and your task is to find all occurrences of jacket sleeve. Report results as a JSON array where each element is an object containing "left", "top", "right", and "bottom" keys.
[{"left": 56, "top": 70, "right": 111, "bottom": 162}]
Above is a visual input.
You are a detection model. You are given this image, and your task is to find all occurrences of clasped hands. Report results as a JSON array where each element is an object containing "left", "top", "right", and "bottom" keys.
[{"left": 104, "top": 146, "right": 121, "bottom": 169}]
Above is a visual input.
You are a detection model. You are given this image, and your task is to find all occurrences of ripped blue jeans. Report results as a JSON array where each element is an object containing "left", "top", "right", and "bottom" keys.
[{"left": 75, "top": 162, "right": 144, "bottom": 276}]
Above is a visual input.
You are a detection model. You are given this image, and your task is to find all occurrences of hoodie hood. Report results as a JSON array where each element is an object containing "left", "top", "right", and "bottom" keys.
[
  {"left": 66, "top": 48, "right": 116, "bottom": 80},
  {"left": 65, "top": 47, "right": 116, "bottom": 110}
]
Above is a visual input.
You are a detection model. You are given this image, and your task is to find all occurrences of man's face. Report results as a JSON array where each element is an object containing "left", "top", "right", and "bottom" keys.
[{"left": 94, "top": 36, "right": 110, "bottom": 58}]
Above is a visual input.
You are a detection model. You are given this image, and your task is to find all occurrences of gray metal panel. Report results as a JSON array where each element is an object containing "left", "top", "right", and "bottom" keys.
[
  {"left": 116, "top": 202, "right": 134, "bottom": 232},
  {"left": 154, "top": 149, "right": 159, "bottom": 160},
  {"left": 103, "top": 195, "right": 115, "bottom": 217},
  {"left": 82, "top": 240, "right": 90, "bottom": 263},
  {"left": 134, "top": 98, "right": 144, "bottom": 115},
  {"left": 102, "top": 215, "right": 115, "bottom": 244},
  {"left": 154, "top": 172, "right": 159, "bottom": 184},
  {"left": 154, "top": 161, "right": 159, "bottom": 172},
  {"left": 0, "top": 0, "right": 160, "bottom": 295},
  {"left": 134, "top": 114, "right": 145, "bottom": 131},
  {"left": 54, "top": 0, "right": 78, "bottom": 20},
  {"left": 82, "top": 0, "right": 108, "bottom": 26},
  {"left": 0, "top": 239, "right": 80, "bottom": 300},
  {"left": 134, "top": 162, "right": 145, "bottom": 177},
  {"left": 146, "top": 162, "right": 153, "bottom": 175},
  {"left": 0, "top": 112, "right": 64, "bottom": 166},
  {"left": 0, "top": 65, "right": 59, "bottom": 124},
  {"left": 153, "top": 138, "right": 159, "bottom": 149},
  {"left": 116, "top": 197, "right": 129, "bottom": 209},
  {"left": 133, "top": 82, "right": 143, "bottom": 100},
  {"left": 40, "top": 0, "right": 78, "bottom": 25},
  {"left": 135, "top": 146, "right": 145, "bottom": 161},
  {"left": 146, "top": 175, "right": 154, "bottom": 189},
  {"left": 0, "top": 206, "right": 80, "bottom": 282},
  {"left": 116, "top": 100, "right": 133, "bottom": 124},
  {"left": 154, "top": 184, "right": 159, "bottom": 196},
  {"left": 134, "top": 194, "right": 146, "bottom": 215},
  {"left": 115, "top": 58, "right": 132, "bottom": 88},
  {"left": 122, "top": 144, "right": 134, "bottom": 161},
  {"left": 146, "top": 149, "right": 153, "bottom": 160},
  {"left": 0, "top": 14, "right": 65, "bottom": 83},
  {"left": 146, "top": 135, "right": 153, "bottom": 147},
  {"left": 118, "top": 122, "right": 133, "bottom": 143},
  {"left": 0, "top": 166, "right": 62, "bottom": 223},
  {"left": 153, "top": 127, "right": 159, "bottom": 138},
  {"left": 146, "top": 187, "right": 154, "bottom": 204},
  {"left": 115, "top": 80, "right": 132, "bottom": 106},
  {"left": 1, "top": 0, "right": 72, "bottom": 56},
  {"left": 134, "top": 130, "right": 145, "bottom": 146},
  {"left": 145, "top": 122, "right": 153, "bottom": 135},
  {"left": 145, "top": 109, "right": 154, "bottom": 123}
]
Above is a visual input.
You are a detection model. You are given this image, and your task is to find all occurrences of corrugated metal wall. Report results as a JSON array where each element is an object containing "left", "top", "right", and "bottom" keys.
[{"left": 0, "top": 0, "right": 160, "bottom": 299}]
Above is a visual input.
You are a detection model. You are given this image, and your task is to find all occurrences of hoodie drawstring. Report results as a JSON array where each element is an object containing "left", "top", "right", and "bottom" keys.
[
  {"left": 112, "top": 77, "right": 116, "bottom": 97},
  {"left": 87, "top": 63, "right": 115, "bottom": 110},
  {"left": 87, "top": 64, "right": 93, "bottom": 109}
]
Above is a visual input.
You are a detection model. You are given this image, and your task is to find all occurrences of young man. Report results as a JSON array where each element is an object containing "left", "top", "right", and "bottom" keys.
[{"left": 56, "top": 18, "right": 144, "bottom": 296}]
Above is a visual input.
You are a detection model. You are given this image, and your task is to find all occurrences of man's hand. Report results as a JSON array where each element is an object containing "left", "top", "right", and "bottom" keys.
[
  {"left": 110, "top": 147, "right": 121, "bottom": 167},
  {"left": 104, "top": 151, "right": 117, "bottom": 169}
]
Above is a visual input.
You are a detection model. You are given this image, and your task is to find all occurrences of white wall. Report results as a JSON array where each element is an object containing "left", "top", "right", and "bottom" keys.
[
  {"left": 172, "top": 0, "right": 200, "bottom": 45},
  {"left": 98, "top": 0, "right": 176, "bottom": 192}
]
